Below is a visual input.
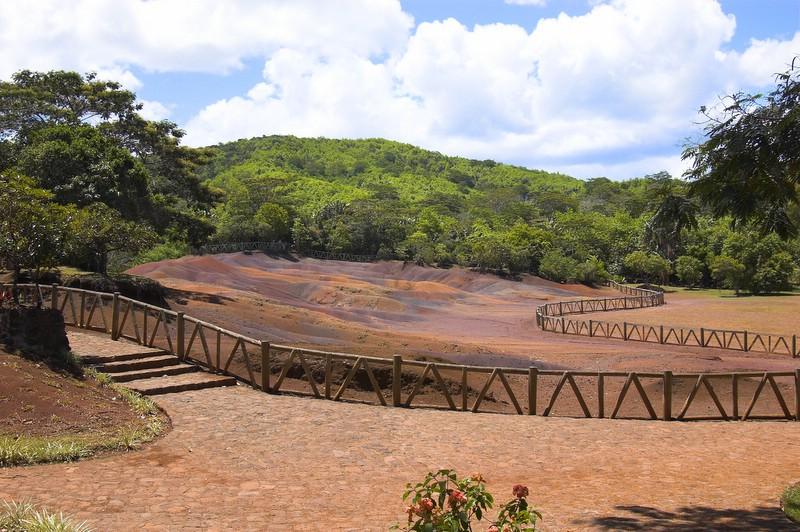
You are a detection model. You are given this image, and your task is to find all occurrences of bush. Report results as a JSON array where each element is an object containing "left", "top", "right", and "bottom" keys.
[
  {"left": 623, "top": 251, "right": 670, "bottom": 284},
  {"left": 394, "top": 469, "right": 540, "bottom": 532},
  {"left": 575, "top": 256, "right": 609, "bottom": 286},
  {"left": 0, "top": 500, "right": 92, "bottom": 532},
  {"left": 538, "top": 250, "right": 577, "bottom": 283},
  {"left": 782, "top": 482, "right": 800, "bottom": 524},
  {"left": 709, "top": 255, "right": 745, "bottom": 294},
  {"left": 674, "top": 255, "right": 703, "bottom": 287}
]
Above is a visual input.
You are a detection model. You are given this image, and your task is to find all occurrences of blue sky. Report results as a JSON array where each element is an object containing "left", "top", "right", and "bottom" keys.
[{"left": 2, "top": 0, "right": 799, "bottom": 180}]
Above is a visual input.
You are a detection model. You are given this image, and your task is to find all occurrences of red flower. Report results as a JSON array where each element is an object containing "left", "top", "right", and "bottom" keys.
[
  {"left": 487, "top": 526, "right": 499, "bottom": 532},
  {"left": 512, "top": 484, "right": 529, "bottom": 499},
  {"left": 419, "top": 498, "right": 435, "bottom": 512},
  {"left": 448, "top": 489, "right": 467, "bottom": 507}
]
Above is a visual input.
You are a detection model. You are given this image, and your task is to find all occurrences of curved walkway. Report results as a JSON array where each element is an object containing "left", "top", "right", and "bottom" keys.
[{"left": 2, "top": 333, "right": 800, "bottom": 530}]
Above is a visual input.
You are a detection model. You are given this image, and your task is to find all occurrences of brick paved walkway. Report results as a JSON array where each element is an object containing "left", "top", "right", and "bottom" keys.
[{"left": 2, "top": 332, "right": 800, "bottom": 530}]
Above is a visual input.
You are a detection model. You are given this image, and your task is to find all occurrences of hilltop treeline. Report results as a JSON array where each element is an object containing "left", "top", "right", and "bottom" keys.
[{"left": 2, "top": 68, "right": 800, "bottom": 294}]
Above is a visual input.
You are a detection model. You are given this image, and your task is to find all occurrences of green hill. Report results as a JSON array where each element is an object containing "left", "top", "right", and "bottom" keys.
[{"left": 201, "top": 135, "right": 582, "bottom": 217}]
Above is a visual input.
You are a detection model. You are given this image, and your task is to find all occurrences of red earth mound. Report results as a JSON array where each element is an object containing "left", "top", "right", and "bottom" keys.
[{"left": 129, "top": 253, "right": 800, "bottom": 375}]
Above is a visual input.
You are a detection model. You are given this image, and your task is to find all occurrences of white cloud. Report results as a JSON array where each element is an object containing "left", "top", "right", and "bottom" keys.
[
  {"left": 2, "top": 0, "right": 799, "bottom": 179},
  {"left": 505, "top": 0, "right": 547, "bottom": 6},
  {"left": 138, "top": 100, "right": 172, "bottom": 121},
  {"left": 0, "top": 0, "right": 412, "bottom": 78}
]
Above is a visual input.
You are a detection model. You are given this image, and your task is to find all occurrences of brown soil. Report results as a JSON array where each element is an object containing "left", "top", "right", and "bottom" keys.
[
  {"left": 0, "top": 348, "right": 144, "bottom": 438},
  {"left": 129, "top": 253, "right": 800, "bottom": 374}
]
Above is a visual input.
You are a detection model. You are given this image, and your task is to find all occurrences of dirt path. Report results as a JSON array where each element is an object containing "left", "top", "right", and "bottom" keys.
[{"left": 3, "top": 333, "right": 800, "bottom": 531}]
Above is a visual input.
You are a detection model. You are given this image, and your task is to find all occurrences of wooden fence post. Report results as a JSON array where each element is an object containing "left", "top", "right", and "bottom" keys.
[
  {"left": 663, "top": 371, "right": 672, "bottom": 421},
  {"left": 700, "top": 328, "right": 705, "bottom": 347},
  {"left": 392, "top": 355, "right": 402, "bottom": 407},
  {"left": 597, "top": 373, "right": 605, "bottom": 418},
  {"left": 111, "top": 292, "right": 120, "bottom": 340},
  {"left": 732, "top": 374, "right": 739, "bottom": 420},
  {"left": 743, "top": 330, "right": 749, "bottom": 352},
  {"left": 528, "top": 367, "right": 538, "bottom": 415},
  {"left": 589, "top": 320, "right": 594, "bottom": 337},
  {"left": 559, "top": 301, "right": 563, "bottom": 315},
  {"left": 324, "top": 353, "right": 332, "bottom": 399},
  {"left": 461, "top": 367, "right": 469, "bottom": 411},
  {"left": 176, "top": 312, "right": 185, "bottom": 358},
  {"left": 561, "top": 317, "right": 565, "bottom": 333},
  {"left": 795, "top": 369, "right": 800, "bottom": 421},
  {"left": 659, "top": 325, "right": 664, "bottom": 344},
  {"left": 793, "top": 335, "right": 797, "bottom": 358},
  {"left": 261, "top": 341, "right": 271, "bottom": 392},
  {"left": 51, "top": 284, "right": 58, "bottom": 311},
  {"left": 79, "top": 290, "right": 86, "bottom": 328},
  {"left": 623, "top": 322, "right": 628, "bottom": 340}
]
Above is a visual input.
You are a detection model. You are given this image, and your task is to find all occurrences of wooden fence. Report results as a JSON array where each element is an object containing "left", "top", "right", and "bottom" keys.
[
  {"left": 6, "top": 283, "right": 800, "bottom": 422},
  {"left": 196, "top": 241, "right": 288, "bottom": 255},
  {"left": 536, "top": 281, "right": 800, "bottom": 357},
  {"left": 193, "top": 241, "right": 377, "bottom": 263}
]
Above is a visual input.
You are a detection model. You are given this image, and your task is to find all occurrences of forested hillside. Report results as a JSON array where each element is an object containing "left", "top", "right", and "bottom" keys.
[{"left": 197, "top": 135, "right": 799, "bottom": 293}]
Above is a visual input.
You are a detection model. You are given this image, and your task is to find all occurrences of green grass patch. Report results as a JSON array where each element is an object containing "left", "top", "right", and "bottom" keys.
[
  {"left": 0, "top": 500, "right": 92, "bottom": 532},
  {"left": 0, "top": 370, "right": 166, "bottom": 467},
  {"left": 782, "top": 482, "right": 800, "bottom": 524}
]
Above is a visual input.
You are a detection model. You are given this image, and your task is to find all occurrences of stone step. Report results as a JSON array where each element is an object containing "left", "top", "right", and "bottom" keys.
[
  {"left": 95, "top": 355, "right": 181, "bottom": 373},
  {"left": 124, "top": 373, "right": 238, "bottom": 396},
  {"left": 80, "top": 349, "right": 170, "bottom": 365},
  {"left": 109, "top": 364, "right": 200, "bottom": 383}
]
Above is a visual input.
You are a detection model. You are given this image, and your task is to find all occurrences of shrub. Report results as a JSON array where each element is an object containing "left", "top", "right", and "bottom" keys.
[
  {"left": 538, "top": 250, "right": 577, "bottom": 283},
  {"left": 0, "top": 500, "right": 92, "bottom": 532},
  {"left": 575, "top": 256, "right": 609, "bottom": 286},
  {"left": 394, "top": 469, "right": 541, "bottom": 532},
  {"left": 674, "top": 255, "right": 703, "bottom": 287},
  {"left": 782, "top": 482, "right": 800, "bottom": 524}
]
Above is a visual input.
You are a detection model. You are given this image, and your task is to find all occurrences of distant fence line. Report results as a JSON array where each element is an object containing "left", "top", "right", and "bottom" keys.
[
  {"left": 5, "top": 282, "right": 800, "bottom": 422},
  {"left": 194, "top": 241, "right": 376, "bottom": 263},
  {"left": 536, "top": 281, "right": 800, "bottom": 358}
]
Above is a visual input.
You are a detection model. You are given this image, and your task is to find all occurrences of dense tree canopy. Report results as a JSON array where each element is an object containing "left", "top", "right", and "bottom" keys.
[{"left": 683, "top": 60, "right": 800, "bottom": 238}]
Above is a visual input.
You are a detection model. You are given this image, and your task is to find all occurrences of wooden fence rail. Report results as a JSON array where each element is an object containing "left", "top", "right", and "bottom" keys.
[
  {"left": 536, "top": 282, "right": 800, "bottom": 358},
  {"left": 192, "top": 241, "right": 377, "bottom": 263},
  {"left": 4, "top": 282, "right": 799, "bottom": 422}
]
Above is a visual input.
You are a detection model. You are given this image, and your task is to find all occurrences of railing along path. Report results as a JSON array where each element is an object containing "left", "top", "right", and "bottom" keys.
[
  {"left": 5, "top": 282, "right": 800, "bottom": 422},
  {"left": 536, "top": 281, "right": 800, "bottom": 357}
]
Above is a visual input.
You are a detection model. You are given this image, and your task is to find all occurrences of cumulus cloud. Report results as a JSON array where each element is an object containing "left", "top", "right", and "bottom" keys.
[{"left": 1, "top": 0, "right": 799, "bottom": 178}]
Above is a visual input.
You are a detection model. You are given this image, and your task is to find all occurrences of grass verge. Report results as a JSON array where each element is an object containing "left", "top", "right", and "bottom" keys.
[
  {"left": 0, "top": 500, "right": 92, "bottom": 532},
  {"left": 0, "top": 369, "right": 166, "bottom": 467},
  {"left": 782, "top": 482, "right": 800, "bottom": 523}
]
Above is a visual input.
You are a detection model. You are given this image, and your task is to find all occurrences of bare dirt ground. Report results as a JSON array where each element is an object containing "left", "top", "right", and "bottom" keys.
[
  {"left": 0, "top": 347, "right": 143, "bottom": 438},
  {"left": 129, "top": 253, "right": 800, "bottom": 375},
  {"left": 3, "top": 382, "right": 799, "bottom": 531}
]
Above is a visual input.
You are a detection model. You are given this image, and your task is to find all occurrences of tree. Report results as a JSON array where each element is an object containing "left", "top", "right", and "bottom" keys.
[
  {"left": 674, "top": 255, "right": 703, "bottom": 287},
  {"left": 0, "top": 174, "right": 72, "bottom": 287},
  {"left": 709, "top": 255, "right": 745, "bottom": 295},
  {"left": 70, "top": 203, "right": 157, "bottom": 274},
  {"left": 0, "top": 70, "right": 217, "bottom": 247},
  {"left": 645, "top": 191, "right": 698, "bottom": 261},
  {"left": 623, "top": 251, "right": 671, "bottom": 284},
  {"left": 683, "top": 59, "right": 800, "bottom": 238}
]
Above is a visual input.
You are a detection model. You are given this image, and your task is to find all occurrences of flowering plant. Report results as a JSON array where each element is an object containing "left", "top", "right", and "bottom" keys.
[{"left": 393, "top": 469, "right": 540, "bottom": 532}]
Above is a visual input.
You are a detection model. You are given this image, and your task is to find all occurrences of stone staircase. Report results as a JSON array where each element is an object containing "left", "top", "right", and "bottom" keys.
[{"left": 75, "top": 335, "right": 237, "bottom": 395}]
